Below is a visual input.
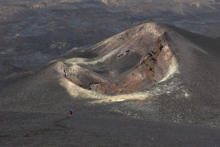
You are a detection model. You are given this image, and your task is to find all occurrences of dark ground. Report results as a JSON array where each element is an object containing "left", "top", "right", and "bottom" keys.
[
  {"left": 1, "top": 1, "right": 220, "bottom": 147},
  {"left": 1, "top": 104, "right": 220, "bottom": 147}
]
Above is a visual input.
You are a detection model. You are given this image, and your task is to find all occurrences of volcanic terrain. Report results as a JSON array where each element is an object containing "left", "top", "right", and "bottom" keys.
[
  {"left": 0, "top": 22, "right": 220, "bottom": 146},
  {"left": 1, "top": 0, "right": 220, "bottom": 82}
]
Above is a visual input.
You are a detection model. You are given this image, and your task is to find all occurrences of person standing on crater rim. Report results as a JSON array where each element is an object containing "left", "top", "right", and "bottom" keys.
[{"left": 69, "top": 109, "right": 73, "bottom": 117}]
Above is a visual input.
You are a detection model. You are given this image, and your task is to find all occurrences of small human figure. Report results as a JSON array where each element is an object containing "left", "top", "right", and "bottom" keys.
[{"left": 69, "top": 109, "right": 73, "bottom": 117}]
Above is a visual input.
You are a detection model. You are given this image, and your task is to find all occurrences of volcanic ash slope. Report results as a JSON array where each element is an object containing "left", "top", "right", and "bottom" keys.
[{"left": 0, "top": 22, "right": 220, "bottom": 126}]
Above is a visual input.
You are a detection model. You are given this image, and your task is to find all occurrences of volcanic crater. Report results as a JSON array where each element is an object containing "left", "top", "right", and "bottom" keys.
[{"left": 62, "top": 23, "right": 178, "bottom": 95}]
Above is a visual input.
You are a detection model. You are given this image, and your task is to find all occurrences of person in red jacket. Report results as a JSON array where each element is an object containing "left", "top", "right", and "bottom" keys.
[{"left": 69, "top": 109, "right": 73, "bottom": 117}]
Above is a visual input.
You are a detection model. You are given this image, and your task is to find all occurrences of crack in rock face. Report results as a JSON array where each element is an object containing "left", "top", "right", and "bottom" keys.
[{"left": 62, "top": 23, "right": 179, "bottom": 96}]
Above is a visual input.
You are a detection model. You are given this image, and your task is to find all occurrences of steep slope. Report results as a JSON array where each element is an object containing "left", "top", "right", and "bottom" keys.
[{"left": 167, "top": 25, "right": 220, "bottom": 58}]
